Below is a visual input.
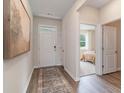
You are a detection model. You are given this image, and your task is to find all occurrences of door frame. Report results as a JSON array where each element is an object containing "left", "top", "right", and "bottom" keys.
[
  {"left": 78, "top": 23, "right": 103, "bottom": 78},
  {"left": 37, "top": 24, "right": 57, "bottom": 68},
  {"left": 79, "top": 23, "right": 96, "bottom": 76},
  {"left": 102, "top": 19, "right": 121, "bottom": 73}
]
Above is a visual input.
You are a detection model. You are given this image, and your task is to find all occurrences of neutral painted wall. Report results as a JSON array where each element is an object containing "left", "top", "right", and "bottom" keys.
[
  {"left": 100, "top": 0, "right": 121, "bottom": 24},
  {"left": 78, "top": 0, "right": 121, "bottom": 25},
  {"left": 3, "top": 0, "right": 33, "bottom": 93},
  {"left": 90, "top": 31, "right": 96, "bottom": 50},
  {"left": 78, "top": 6, "right": 99, "bottom": 24},
  {"left": 33, "top": 16, "right": 62, "bottom": 67},
  {"left": 87, "top": 30, "right": 95, "bottom": 50},
  {"left": 62, "top": 0, "right": 87, "bottom": 81}
]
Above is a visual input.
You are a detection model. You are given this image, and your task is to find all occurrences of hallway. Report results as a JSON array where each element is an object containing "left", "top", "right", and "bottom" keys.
[
  {"left": 3, "top": 0, "right": 121, "bottom": 93},
  {"left": 27, "top": 66, "right": 121, "bottom": 93}
]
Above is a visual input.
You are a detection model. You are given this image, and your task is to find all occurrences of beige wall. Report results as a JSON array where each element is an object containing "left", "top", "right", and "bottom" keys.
[
  {"left": 105, "top": 20, "right": 121, "bottom": 70},
  {"left": 88, "top": 30, "right": 95, "bottom": 50},
  {"left": 79, "top": 0, "right": 121, "bottom": 25},
  {"left": 33, "top": 16, "right": 62, "bottom": 67},
  {"left": 3, "top": 0, "right": 33, "bottom": 93},
  {"left": 100, "top": 0, "right": 121, "bottom": 24},
  {"left": 62, "top": 0, "right": 87, "bottom": 81},
  {"left": 79, "top": 6, "right": 99, "bottom": 24}
]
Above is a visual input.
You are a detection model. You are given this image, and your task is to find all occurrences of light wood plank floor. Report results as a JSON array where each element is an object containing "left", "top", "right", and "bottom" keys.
[
  {"left": 27, "top": 66, "right": 121, "bottom": 93},
  {"left": 80, "top": 61, "right": 95, "bottom": 76},
  {"left": 78, "top": 72, "right": 121, "bottom": 93}
]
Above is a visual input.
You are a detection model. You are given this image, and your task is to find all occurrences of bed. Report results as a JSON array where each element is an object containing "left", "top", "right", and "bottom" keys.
[{"left": 80, "top": 51, "right": 96, "bottom": 64}]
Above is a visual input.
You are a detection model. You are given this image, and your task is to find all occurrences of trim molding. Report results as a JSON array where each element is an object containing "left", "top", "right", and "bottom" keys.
[
  {"left": 64, "top": 67, "right": 79, "bottom": 81},
  {"left": 75, "top": 77, "right": 80, "bottom": 81},
  {"left": 23, "top": 67, "right": 34, "bottom": 93},
  {"left": 56, "top": 64, "right": 62, "bottom": 66},
  {"left": 34, "top": 64, "right": 62, "bottom": 69},
  {"left": 117, "top": 67, "right": 121, "bottom": 71},
  {"left": 34, "top": 66, "right": 39, "bottom": 69}
]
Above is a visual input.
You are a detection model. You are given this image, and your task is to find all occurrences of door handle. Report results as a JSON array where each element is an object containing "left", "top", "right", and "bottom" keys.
[
  {"left": 54, "top": 46, "right": 56, "bottom": 51},
  {"left": 54, "top": 46, "right": 56, "bottom": 49},
  {"left": 115, "top": 51, "right": 117, "bottom": 53}
]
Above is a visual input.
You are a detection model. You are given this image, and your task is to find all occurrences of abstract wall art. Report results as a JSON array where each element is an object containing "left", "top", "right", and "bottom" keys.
[{"left": 3, "top": 0, "right": 31, "bottom": 59}]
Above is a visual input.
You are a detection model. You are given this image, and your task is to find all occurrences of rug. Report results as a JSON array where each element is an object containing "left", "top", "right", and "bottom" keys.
[{"left": 37, "top": 67, "right": 74, "bottom": 93}]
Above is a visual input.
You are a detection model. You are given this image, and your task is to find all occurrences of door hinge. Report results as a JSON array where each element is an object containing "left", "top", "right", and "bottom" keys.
[
  {"left": 62, "top": 50, "right": 64, "bottom": 52},
  {"left": 102, "top": 47, "right": 104, "bottom": 50},
  {"left": 102, "top": 65, "right": 104, "bottom": 68},
  {"left": 115, "top": 50, "right": 118, "bottom": 53}
]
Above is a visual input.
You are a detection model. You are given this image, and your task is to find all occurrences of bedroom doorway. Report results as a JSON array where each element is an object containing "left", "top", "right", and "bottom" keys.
[{"left": 80, "top": 24, "right": 96, "bottom": 77}]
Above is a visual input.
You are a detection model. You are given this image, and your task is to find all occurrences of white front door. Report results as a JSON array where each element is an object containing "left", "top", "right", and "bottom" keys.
[
  {"left": 103, "top": 26, "right": 117, "bottom": 74},
  {"left": 38, "top": 26, "right": 57, "bottom": 67}
]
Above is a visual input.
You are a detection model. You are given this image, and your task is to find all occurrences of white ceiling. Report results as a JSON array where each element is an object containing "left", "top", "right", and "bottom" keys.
[
  {"left": 28, "top": 0, "right": 76, "bottom": 19},
  {"left": 84, "top": 0, "right": 112, "bottom": 8},
  {"left": 29, "top": 0, "right": 112, "bottom": 19}
]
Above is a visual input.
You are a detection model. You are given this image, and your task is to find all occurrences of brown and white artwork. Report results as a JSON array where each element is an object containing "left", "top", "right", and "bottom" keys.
[{"left": 3, "top": 0, "right": 30, "bottom": 58}]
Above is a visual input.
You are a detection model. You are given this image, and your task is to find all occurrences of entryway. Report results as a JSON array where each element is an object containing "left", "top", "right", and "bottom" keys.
[{"left": 38, "top": 25, "right": 57, "bottom": 67}]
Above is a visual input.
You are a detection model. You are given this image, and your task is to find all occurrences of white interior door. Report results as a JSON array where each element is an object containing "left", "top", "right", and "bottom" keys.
[
  {"left": 38, "top": 26, "right": 57, "bottom": 67},
  {"left": 103, "top": 26, "right": 117, "bottom": 74}
]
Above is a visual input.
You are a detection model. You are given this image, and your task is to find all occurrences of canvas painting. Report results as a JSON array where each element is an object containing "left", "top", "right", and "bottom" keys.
[{"left": 3, "top": 0, "right": 30, "bottom": 58}]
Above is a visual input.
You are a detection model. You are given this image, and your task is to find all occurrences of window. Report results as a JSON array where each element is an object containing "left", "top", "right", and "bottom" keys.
[
  {"left": 80, "top": 33, "right": 88, "bottom": 49},
  {"left": 39, "top": 26, "right": 56, "bottom": 32},
  {"left": 80, "top": 34, "right": 86, "bottom": 47}
]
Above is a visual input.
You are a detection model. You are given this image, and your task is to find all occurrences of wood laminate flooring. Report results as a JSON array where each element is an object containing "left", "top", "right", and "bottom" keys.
[
  {"left": 80, "top": 61, "right": 95, "bottom": 76},
  {"left": 27, "top": 66, "right": 121, "bottom": 93}
]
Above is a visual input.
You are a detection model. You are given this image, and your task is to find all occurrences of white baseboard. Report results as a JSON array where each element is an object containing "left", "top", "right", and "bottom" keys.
[
  {"left": 56, "top": 64, "right": 62, "bottom": 66},
  {"left": 34, "top": 64, "right": 62, "bottom": 69},
  {"left": 64, "top": 67, "right": 79, "bottom": 81},
  {"left": 34, "top": 66, "right": 40, "bottom": 69},
  {"left": 75, "top": 77, "right": 80, "bottom": 81},
  {"left": 23, "top": 67, "right": 34, "bottom": 93},
  {"left": 117, "top": 67, "right": 121, "bottom": 71}
]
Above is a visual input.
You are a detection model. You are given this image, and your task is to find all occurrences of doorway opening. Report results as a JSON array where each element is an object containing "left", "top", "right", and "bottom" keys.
[{"left": 80, "top": 24, "right": 96, "bottom": 77}]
